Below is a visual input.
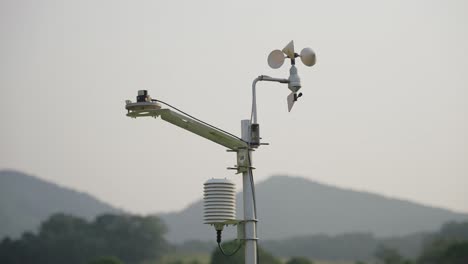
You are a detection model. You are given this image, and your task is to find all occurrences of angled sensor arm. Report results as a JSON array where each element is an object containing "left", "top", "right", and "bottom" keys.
[
  {"left": 126, "top": 100, "right": 248, "bottom": 150},
  {"left": 160, "top": 109, "right": 248, "bottom": 150}
]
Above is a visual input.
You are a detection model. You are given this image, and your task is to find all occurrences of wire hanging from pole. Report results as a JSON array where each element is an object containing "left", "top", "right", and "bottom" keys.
[{"left": 218, "top": 242, "right": 243, "bottom": 257}]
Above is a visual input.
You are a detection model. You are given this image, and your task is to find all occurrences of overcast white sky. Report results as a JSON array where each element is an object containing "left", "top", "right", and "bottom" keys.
[{"left": 1, "top": 0, "right": 467, "bottom": 214}]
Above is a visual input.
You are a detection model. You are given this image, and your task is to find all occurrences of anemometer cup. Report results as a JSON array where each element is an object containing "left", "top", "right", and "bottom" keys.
[
  {"left": 300, "top": 47, "right": 316, "bottom": 67},
  {"left": 267, "top": 50, "right": 285, "bottom": 69}
]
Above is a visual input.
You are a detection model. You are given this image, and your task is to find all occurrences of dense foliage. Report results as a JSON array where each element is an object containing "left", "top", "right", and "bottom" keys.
[
  {"left": 0, "top": 213, "right": 169, "bottom": 264},
  {"left": 372, "top": 221, "right": 468, "bottom": 264},
  {"left": 88, "top": 256, "right": 125, "bottom": 264},
  {"left": 286, "top": 256, "right": 314, "bottom": 264},
  {"left": 417, "top": 221, "right": 468, "bottom": 264},
  {"left": 374, "top": 245, "right": 412, "bottom": 264},
  {"left": 210, "top": 241, "right": 281, "bottom": 264},
  {"left": 263, "top": 232, "right": 387, "bottom": 260},
  {"left": 0, "top": 210, "right": 466, "bottom": 264}
]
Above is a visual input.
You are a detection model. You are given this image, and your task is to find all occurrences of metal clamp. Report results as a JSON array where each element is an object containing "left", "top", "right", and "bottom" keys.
[
  {"left": 237, "top": 220, "right": 259, "bottom": 241},
  {"left": 236, "top": 149, "right": 250, "bottom": 173}
]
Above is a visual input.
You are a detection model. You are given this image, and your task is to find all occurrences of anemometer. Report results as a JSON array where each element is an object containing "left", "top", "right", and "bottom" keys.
[{"left": 124, "top": 41, "right": 316, "bottom": 264}]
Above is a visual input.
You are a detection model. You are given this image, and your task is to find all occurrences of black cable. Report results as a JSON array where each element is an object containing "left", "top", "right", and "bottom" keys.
[
  {"left": 247, "top": 151, "right": 260, "bottom": 264},
  {"left": 247, "top": 150, "right": 258, "bottom": 219},
  {"left": 216, "top": 230, "right": 243, "bottom": 257},
  {"left": 248, "top": 82, "right": 259, "bottom": 219},
  {"left": 152, "top": 99, "right": 247, "bottom": 144},
  {"left": 218, "top": 242, "right": 243, "bottom": 257},
  {"left": 247, "top": 95, "right": 260, "bottom": 263}
]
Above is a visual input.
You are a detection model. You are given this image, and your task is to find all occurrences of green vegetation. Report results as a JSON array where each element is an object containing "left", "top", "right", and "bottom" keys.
[
  {"left": 371, "top": 221, "right": 468, "bottom": 264},
  {"left": 418, "top": 240, "right": 468, "bottom": 264},
  {"left": 1, "top": 171, "right": 468, "bottom": 264},
  {"left": 210, "top": 241, "right": 281, "bottom": 264},
  {"left": 0, "top": 212, "right": 467, "bottom": 264},
  {"left": 263, "top": 232, "right": 379, "bottom": 260},
  {"left": 286, "top": 256, "right": 314, "bottom": 264},
  {"left": 374, "top": 245, "right": 413, "bottom": 264},
  {"left": 0, "top": 213, "right": 168, "bottom": 264},
  {"left": 88, "top": 256, "right": 125, "bottom": 264},
  {"left": 417, "top": 221, "right": 468, "bottom": 264},
  {"left": 155, "top": 253, "right": 210, "bottom": 264},
  {"left": 161, "top": 175, "right": 468, "bottom": 243}
]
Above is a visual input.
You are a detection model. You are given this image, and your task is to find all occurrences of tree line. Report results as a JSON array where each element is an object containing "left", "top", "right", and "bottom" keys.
[
  {"left": 0, "top": 212, "right": 466, "bottom": 264},
  {"left": 0, "top": 213, "right": 169, "bottom": 264}
]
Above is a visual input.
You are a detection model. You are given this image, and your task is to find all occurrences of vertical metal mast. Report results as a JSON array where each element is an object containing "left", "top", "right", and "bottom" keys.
[{"left": 241, "top": 119, "right": 257, "bottom": 264}]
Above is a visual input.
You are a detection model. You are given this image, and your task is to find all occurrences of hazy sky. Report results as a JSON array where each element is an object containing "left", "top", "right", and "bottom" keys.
[{"left": 1, "top": 0, "right": 467, "bottom": 214}]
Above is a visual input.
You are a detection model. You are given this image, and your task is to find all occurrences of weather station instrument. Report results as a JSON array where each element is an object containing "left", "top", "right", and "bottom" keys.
[{"left": 124, "top": 41, "right": 316, "bottom": 264}]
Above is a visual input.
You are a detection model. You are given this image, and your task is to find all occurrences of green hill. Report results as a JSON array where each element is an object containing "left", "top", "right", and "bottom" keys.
[
  {"left": 2, "top": 170, "right": 467, "bottom": 247},
  {"left": 0, "top": 170, "right": 121, "bottom": 239},
  {"left": 160, "top": 175, "right": 468, "bottom": 243}
]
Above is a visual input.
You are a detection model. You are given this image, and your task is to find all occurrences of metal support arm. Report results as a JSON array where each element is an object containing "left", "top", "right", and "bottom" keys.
[
  {"left": 126, "top": 103, "right": 248, "bottom": 150},
  {"left": 251, "top": 75, "right": 289, "bottom": 124}
]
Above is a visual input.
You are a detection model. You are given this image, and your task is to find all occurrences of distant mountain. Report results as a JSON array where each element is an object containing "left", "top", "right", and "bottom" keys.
[
  {"left": 160, "top": 175, "right": 468, "bottom": 243},
  {"left": 0, "top": 170, "right": 121, "bottom": 239}
]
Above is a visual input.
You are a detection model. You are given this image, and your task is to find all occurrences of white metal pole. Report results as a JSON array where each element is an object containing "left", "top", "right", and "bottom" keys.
[
  {"left": 241, "top": 119, "right": 257, "bottom": 264},
  {"left": 251, "top": 78, "right": 259, "bottom": 124}
]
